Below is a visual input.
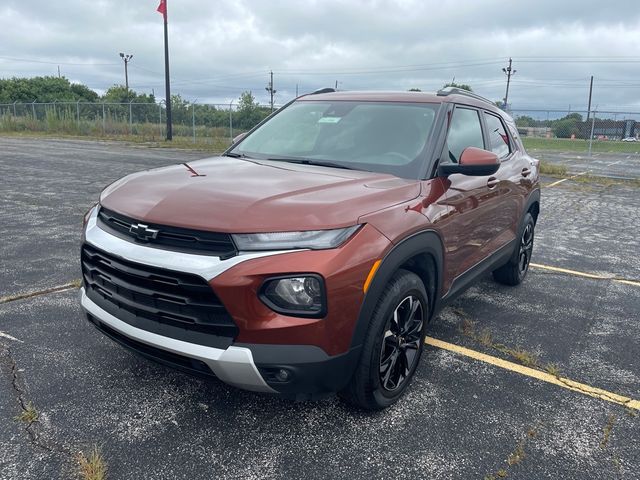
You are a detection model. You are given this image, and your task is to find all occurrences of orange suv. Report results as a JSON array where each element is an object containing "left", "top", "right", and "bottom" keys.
[{"left": 80, "top": 87, "right": 540, "bottom": 409}]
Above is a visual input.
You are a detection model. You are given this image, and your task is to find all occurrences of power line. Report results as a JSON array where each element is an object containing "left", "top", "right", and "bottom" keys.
[{"left": 0, "top": 55, "right": 118, "bottom": 66}]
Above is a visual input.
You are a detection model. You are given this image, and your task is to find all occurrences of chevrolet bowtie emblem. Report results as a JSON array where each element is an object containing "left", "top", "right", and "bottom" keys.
[{"left": 129, "top": 223, "right": 159, "bottom": 241}]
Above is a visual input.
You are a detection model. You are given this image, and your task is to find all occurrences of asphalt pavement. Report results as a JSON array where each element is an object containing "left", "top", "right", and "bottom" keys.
[{"left": 1, "top": 136, "right": 638, "bottom": 479}]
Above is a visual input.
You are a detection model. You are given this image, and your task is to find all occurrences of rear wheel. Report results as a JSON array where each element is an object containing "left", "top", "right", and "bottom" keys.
[
  {"left": 339, "top": 269, "right": 429, "bottom": 410},
  {"left": 493, "top": 212, "right": 535, "bottom": 286}
]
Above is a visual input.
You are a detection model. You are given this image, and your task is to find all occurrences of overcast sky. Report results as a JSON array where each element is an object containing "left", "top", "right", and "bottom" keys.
[{"left": 2, "top": 0, "right": 640, "bottom": 111}]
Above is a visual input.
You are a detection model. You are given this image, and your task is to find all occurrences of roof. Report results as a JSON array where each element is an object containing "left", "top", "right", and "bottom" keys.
[{"left": 297, "top": 89, "right": 502, "bottom": 113}]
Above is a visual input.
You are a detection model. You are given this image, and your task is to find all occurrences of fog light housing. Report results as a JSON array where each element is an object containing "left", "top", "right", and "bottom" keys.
[{"left": 260, "top": 274, "right": 327, "bottom": 318}]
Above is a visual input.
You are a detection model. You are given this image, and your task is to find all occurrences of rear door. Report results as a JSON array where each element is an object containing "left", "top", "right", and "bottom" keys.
[
  {"left": 480, "top": 111, "right": 521, "bottom": 251},
  {"left": 432, "top": 105, "right": 509, "bottom": 287}
]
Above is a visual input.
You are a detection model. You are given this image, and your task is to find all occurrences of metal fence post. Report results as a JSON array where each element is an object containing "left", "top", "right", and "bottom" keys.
[
  {"left": 158, "top": 101, "right": 163, "bottom": 138},
  {"left": 12, "top": 101, "right": 17, "bottom": 117},
  {"left": 52, "top": 100, "right": 57, "bottom": 119},
  {"left": 102, "top": 102, "right": 106, "bottom": 134},
  {"left": 229, "top": 101, "right": 233, "bottom": 140},
  {"left": 192, "top": 99, "right": 197, "bottom": 143},
  {"left": 588, "top": 112, "right": 596, "bottom": 156},
  {"left": 31, "top": 100, "right": 36, "bottom": 119},
  {"left": 129, "top": 100, "right": 133, "bottom": 134},
  {"left": 76, "top": 100, "right": 81, "bottom": 128}
]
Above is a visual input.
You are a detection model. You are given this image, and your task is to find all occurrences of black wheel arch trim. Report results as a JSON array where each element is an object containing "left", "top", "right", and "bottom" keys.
[
  {"left": 349, "top": 229, "right": 445, "bottom": 350},
  {"left": 523, "top": 187, "right": 541, "bottom": 222}
]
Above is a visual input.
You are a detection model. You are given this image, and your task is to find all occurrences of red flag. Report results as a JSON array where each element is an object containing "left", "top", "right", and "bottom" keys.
[{"left": 157, "top": 0, "right": 166, "bottom": 19}]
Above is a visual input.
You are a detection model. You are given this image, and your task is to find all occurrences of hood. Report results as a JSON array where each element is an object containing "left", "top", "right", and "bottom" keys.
[{"left": 99, "top": 157, "right": 420, "bottom": 233}]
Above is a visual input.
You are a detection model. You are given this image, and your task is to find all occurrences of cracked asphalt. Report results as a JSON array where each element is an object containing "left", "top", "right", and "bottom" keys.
[{"left": 1, "top": 136, "right": 639, "bottom": 479}]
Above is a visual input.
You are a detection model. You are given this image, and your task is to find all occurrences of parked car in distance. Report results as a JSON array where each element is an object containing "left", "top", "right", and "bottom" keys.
[
  {"left": 80, "top": 87, "right": 540, "bottom": 409},
  {"left": 622, "top": 137, "right": 638, "bottom": 142}
]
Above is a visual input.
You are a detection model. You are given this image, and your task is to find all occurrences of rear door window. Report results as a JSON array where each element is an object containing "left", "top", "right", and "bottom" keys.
[{"left": 484, "top": 112, "right": 511, "bottom": 159}]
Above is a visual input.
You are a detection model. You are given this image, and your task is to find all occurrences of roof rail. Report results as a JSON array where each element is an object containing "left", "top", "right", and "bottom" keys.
[
  {"left": 437, "top": 86, "right": 493, "bottom": 105},
  {"left": 310, "top": 87, "right": 336, "bottom": 95}
]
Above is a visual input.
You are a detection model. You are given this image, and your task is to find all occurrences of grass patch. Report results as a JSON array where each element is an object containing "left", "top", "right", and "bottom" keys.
[
  {"left": 1, "top": 130, "right": 230, "bottom": 153},
  {"left": 600, "top": 414, "right": 616, "bottom": 449},
  {"left": 0, "top": 280, "right": 82, "bottom": 304},
  {"left": 523, "top": 136, "right": 640, "bottom": 154},
  {"left": 545, "top": 363, "right": 561, "bottom": 377},
  {"left": 77, "top": 446, "right": 107, "bottom": 480},
  {"left": 15, "top": 403, "right": 38, "bottom": 424},
  {"left": 538, "top": 161, "right": 568, "bottom": 176}
]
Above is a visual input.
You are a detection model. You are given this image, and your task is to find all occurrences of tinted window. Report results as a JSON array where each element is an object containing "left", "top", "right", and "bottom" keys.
[
  {"left": 484, "top": 112, "right": 511, "bottom": 159},
  {"left": 445, "top": 108, "right": 484, "bottom": 163},
  {"left": 232, "top": 101, "right": 438, "bottom": 179}
]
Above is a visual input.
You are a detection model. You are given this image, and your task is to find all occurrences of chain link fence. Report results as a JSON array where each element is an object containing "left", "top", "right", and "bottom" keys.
[
  {"left": 0, "top": 101, "right": 279, "bottom": 148},
  {"left": 509, "top": 108, "right": 640, "bottom": 179},
  {"left": 510, "top": 108, "right": 640, "bottom": 151},
  {"left": 1, "top": 101, "right": 639, "bottom": 178}
]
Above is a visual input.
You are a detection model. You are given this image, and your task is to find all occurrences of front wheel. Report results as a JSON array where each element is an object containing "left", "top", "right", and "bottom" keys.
[
  {"left": 339, "top": 269, "right": 429, "bottom": 410},
  {"left": 493, "top": 212, "right": 535, "bottom": 286}
]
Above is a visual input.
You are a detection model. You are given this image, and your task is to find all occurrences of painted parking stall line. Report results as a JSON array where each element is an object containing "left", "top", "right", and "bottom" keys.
[
  {"left": 425, "top": 337, "right": 640, "bottom": 411},
  {"left": 530, "top": 263, "right": 640, "bottom": 287}
]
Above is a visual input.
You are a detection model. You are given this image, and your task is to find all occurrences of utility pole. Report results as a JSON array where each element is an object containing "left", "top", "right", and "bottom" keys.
[
  {"left": 586, "top": 75, "right": 594, "bottom": 123},
  {"left": 57, "top": 65, "right": 61, "bottom": 78},
  {"left": 296, "top": 84, "right": 299, "bottom": 97},
  {"left": 157, "top": 0, "right": 172, "bottom": 140},
  {"left": 119, "top": 52, "right": 133, "bottom": 93},
  {"left": 502, "top": 58, "right": 516, "bottom": 109},
  {"left": 266, "top": 71, "right": 276, "bottom": 112}
]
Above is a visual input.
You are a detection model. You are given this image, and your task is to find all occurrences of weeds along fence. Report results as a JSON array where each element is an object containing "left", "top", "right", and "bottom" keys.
[{"left": 0, "top": 101, "right": 274, "bottom": 147}]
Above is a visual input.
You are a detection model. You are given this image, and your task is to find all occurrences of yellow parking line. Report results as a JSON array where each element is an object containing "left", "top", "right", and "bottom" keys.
[
  {"left": 529, "top": 263, "right": 609, "bottom": 280},
  {"left": 425, "top": 337, "right": 640, "bottom": 410},
  {"left": 544, "top": 178, "right": 568, "bottom": 188},
  {"left": 529, "top": 263, "right": 640, "bottom": 287}
]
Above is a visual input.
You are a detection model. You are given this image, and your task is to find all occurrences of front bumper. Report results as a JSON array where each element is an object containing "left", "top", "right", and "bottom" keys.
[
  {"left": 80, "top": 287, "right": 275, "bottom": 393},
  {"left": 81, "top": 287, "right": 361, "bottom": 397}
]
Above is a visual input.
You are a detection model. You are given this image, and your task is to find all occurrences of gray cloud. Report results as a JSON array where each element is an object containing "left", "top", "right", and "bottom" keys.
[{"left": 1, "top": 0, "right": 640, "bottom": 111}]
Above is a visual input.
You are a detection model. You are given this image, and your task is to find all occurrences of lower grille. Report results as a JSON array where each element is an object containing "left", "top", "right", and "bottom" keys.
[
  {"left": 88, "top": 315, "right": 216, "bottom": 378},
  {"left": 81, "top": 243, "right": 237, "bottom": 348}
]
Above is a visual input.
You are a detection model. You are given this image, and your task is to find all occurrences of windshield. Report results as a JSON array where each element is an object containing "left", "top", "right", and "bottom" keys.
[{"left": 230, "top": 100, "right": 439, "bottom": 179}]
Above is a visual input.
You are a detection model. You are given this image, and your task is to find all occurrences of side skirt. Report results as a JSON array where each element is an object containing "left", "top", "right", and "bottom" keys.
[{"left": 438, "top": 239, "right": 516, "bottom": 307}]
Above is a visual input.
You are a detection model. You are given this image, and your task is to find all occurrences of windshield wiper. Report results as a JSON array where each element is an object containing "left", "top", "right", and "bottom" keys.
[
  {"left": 266, "top": 158, "right": 355, "bottom": 170},
  {"left": 224, "top": 152, "right": 251, "bottom": 158}
]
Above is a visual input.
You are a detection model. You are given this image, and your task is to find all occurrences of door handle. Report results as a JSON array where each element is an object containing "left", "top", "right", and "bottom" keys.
[
  {"left": 487, "top": 177, "right": 499, "bottom": 189},
  {"left": 521, "top": 168, "right": 531, "bottom": 177}
]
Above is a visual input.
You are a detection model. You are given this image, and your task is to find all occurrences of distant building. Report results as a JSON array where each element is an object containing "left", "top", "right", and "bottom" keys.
[{"left": 579, "top": 119, "right": 637, "bottom": 140}]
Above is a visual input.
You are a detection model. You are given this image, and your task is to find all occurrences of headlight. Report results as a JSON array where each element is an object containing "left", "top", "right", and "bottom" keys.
[
  {"left": 232, "top": 226, "right": 360, "bottom": 251},
  {"left": 260, "top": 275, "right": 326, "bottom": 317}
]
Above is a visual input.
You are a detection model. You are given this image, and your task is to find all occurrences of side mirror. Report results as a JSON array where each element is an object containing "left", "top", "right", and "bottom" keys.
[
  {"left": 232, "top": 132, "right": 248, "bottom": 144},
  {"left": 438, "top": 147, "right": 499, "bottom": 176}
]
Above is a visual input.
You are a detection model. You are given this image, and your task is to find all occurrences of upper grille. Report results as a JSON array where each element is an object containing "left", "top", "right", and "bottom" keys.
[
  {"left": 97, "top": 206, "right": 237, "bottom": 258},
  {"left": 81, "top": 243, "right": 238, "bottom": 348}
]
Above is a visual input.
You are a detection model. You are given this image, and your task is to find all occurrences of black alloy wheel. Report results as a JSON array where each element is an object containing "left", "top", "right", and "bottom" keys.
[
  {"left": 379, "top": 295, "right": 424, "bottom": 392},
  {"left": 493, "top": 212, "right": 536, "bottom": 286}
]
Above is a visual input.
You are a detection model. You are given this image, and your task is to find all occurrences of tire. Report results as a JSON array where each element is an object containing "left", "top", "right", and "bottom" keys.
[
  {"left": 493, "top": 212, "right": 535, "bottom": 286},
  {"left": 339, "top": 269, "right": 429, "bottom": 410}
]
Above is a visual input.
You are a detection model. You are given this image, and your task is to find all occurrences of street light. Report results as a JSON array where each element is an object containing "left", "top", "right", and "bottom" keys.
[{"left": 119, "top": 52, "right": 133, "bottom": 92}]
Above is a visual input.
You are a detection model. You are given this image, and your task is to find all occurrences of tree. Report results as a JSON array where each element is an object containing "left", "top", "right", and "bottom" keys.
[
  {"left": 102, "top": 85, "right": 155, "bottom": 104},
  {"left": 442, "top": 82, "right": 473, "bottom": 92},
  {"left": 235, "top": 91, "right": 270, "bottom": 130},
  {"left": 0, "top": 76, "right": 99, "bottom": 103},
  {"left": 551, "top": 113, "right": 583, "bottom": 138}
]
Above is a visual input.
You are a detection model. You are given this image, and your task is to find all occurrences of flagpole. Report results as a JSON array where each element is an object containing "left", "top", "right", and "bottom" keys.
[{"left": 162, "top": 0, "right": 172, "bottom": 140}]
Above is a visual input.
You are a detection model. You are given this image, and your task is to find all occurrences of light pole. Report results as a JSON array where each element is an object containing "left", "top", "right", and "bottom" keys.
[{"left": 119, "top": 52, "right": 133, "bottom": 93}]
